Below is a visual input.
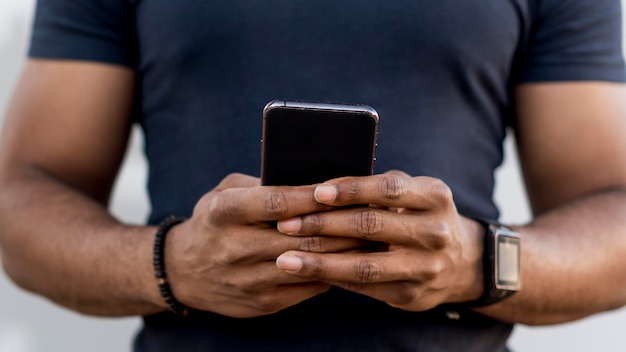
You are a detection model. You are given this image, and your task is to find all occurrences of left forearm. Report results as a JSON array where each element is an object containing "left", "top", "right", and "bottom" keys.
[{"left": 475, "top": 187, "right": 626, "bottom": 325}]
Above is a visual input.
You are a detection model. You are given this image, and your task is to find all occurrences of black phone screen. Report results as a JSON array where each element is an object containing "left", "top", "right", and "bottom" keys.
[{"left": 261, "top": 102, "right": 378, "bottom": 186}]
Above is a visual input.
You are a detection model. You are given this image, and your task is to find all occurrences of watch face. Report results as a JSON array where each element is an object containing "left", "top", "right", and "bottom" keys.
[{"left": 496, "top": 233, "right": 521, "bottom": 290}]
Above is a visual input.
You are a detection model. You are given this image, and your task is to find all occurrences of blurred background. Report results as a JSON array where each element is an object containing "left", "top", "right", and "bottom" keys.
[{"left": 0, "top": 1, "right": 625, "bottom": 351}]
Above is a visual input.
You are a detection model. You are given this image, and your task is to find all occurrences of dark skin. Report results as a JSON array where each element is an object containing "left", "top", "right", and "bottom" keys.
[
  {"left": 1, "top": 60, "right": 626, "bottom": 325},
  {"left": 274, "top": 173, "right": 484, "bottom": 311},
  {"left": 163, "top": 174, "right": 365, "bottom": 317}
]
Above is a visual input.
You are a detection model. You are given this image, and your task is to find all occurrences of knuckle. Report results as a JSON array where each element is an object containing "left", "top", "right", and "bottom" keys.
[
  {"left": 207, "top": 190, "right": 240, "bottom": 225},
  {"left": 193, "top": 193, "right": 213, "bottom": 216},
  {"left": 304, "top": 212, "right": 325, "bottom": 234},
  {"left": 428, "top": 178, "right": 454, "bottom": 207},
  {"left": 253, "top": 295, "right": 281, "bottom": 314},
  {"left": 428, "top": 223, "right": 452, "bottom": 250},
  {"left": 215, "top": 173, "right": 256, "bottom": 191},
  {"left": 298, "top": 256, "right": 325, "bottom": 278},
  {"left": 355, "top": 208, "right": 384, "bottom": 239},
  {"left": 380, "top": 175, "right": 406, "bottom": 200},
  {"left": 213, "top": 241, "right": 247, "bottom": 265},
  {"left": 236, "top": 275, "right": 259, "bottom": 292},
  {"left": 345, "top": 182, "right": 362, "bottom": 201},
  {"left": 213, "top": 249, "right": 237, "bottom": 266},
  {"left": 421, "top": 260, "right": 445, "bottom": 282},
  {"left": 298, "top": 236, "right": 326, "bottom": 253},
  {"left": 387, "top": 282, "right": 417, "bottom": 307},
  {"left": 221, "top": 172, "right": 241, "bottom": 186},
  {"left": 354, "top": 258, "right": 383, "bottom": 284},
  {"left": 263, "top": 189, "right": 289, "bottom": 218}
]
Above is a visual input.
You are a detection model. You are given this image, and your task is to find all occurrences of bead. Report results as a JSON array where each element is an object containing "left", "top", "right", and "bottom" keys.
[{"left": 153, "top": 216, "right": 189, "bottom": 317}]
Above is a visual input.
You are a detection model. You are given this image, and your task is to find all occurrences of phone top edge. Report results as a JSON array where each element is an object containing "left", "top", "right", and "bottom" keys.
[
  {"left": 263, "top": 100, "right": 379, "bottom": 121},
  {"left": 262, "top": 100, "right": 286, "bottom": 116}
]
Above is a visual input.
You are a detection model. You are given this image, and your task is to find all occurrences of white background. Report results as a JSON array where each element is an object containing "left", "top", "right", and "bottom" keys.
[{"left": 1, "top": 1, "right": 625, "bottom": 351}]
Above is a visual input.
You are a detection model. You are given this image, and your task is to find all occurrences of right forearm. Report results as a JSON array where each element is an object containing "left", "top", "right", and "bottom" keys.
[{"left": 0, "top": 168, "right": 166, "bottom": 317}]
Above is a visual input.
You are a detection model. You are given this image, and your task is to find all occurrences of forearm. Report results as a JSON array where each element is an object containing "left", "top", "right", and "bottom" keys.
[
  {"left": 0, "top": 168, "right": 166, "bottom": 317},
  {"left": 475, "top": 187, "right": 626, "bottom": 325}
]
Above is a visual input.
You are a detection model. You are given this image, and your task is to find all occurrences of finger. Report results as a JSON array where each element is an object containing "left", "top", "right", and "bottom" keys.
[
  {"left": 314, "top": 174, "right": 455, "bottom": 211},
  {"left": 288, "top": 235, "right": 369, "bottom": 255},
  {"left": 381, "top": 170, "right": 411, "bottom": 213},
  {"left": 275, "top": 251, "right": 409, "bottom": 283},
  {"left": 242, "top": 261, "right": 323, "bottom": 286},
  {"left": 275, "top": 250, "right": 448, "bottom": 306},
  {"left": 227, "top": 228, "right": 369, "bottom": 262},
  {"left": 209, "top": 184, "right": 334, "bottom": 225},
  {"left": 278, "top": 208, "right": 451, "bottom": 250}
]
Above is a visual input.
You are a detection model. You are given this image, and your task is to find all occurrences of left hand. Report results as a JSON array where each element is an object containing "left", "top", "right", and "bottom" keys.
[{"left": 275, "top": 171, "right": 485, "bottom": 312}]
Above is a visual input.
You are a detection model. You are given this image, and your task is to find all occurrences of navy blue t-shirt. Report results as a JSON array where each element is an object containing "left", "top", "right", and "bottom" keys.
[{"left": 29, "top": 1, "right": 626, "bottom": 351}]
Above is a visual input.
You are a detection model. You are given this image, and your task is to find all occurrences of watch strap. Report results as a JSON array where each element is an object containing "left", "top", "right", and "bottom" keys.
[{"left": 466, "top": 220, "right": 521, "bottom": 307}]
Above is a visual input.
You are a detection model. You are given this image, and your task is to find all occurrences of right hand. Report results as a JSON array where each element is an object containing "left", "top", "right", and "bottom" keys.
[{"left": 163, "top": 173, "right": 365, "bottom": 318}]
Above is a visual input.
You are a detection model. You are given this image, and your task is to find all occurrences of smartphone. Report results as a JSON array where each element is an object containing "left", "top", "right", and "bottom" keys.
[{"left": 261, "top": 100, "right": 379, "bottom": 186}]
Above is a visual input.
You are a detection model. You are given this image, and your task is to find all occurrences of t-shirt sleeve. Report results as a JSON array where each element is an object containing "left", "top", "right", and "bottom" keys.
[
  {"left": 28, "top": 0, "right": 136, "bottom": 68},
  {"left": 520, "top": 0, "right": 626, "bottom": 83}
]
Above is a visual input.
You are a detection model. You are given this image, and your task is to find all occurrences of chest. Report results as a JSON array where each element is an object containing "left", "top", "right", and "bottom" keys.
[{"left": 133, "top": 0, "right": 529, "bottom": 77}]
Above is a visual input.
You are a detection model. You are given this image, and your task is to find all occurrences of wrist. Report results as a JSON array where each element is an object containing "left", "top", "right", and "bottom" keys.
[
  {"left": 162, "top": 217, "right": 189, "bottom": 302},
  {"left": 117, "top": 223, "right": 171, "bottom": 314},
  {"left": 465, "top": 220, "right": 522, "bottom": 307},
  {"left": 453, "top": 217, "right": 486, "bottom": 303},
  {"left": 154, "top": 216, "right": 190, "bottom": 317}
]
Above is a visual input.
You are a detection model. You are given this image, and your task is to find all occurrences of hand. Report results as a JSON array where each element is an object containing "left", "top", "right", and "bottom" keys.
[
  {"left": 275, "top": 171, "right": 485, "bottom": 312},
  {"left": 164, "top": 173, "right": 365, "bottom": 318}
]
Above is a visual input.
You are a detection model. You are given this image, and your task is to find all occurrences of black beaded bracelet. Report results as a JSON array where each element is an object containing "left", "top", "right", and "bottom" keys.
[{"left": 153, "top": 215, "right": 190, "bottom": 317}]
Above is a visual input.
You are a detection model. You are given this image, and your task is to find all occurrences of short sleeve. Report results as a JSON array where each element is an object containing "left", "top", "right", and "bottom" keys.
[
  {"left": 28, "top": 0, "right": 137, "bottom": 68},
  {"left": 520, "top": 0, "right": 626, "bottom": 83}
]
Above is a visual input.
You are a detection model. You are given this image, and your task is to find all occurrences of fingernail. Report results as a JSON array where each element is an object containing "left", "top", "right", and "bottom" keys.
[
  {"left": 277, "top": 217, "right": 302, "bottom": 234},
  {"left": 276, "top": 254, "right": 303, "bottom": 272},
  {"left": 314, "top": 185, "right": 337, "bottom": 203}
]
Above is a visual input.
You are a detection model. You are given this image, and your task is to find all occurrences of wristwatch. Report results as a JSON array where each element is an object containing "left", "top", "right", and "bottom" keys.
[{"left": 468, "top": 222, "right": 521, "bottom": 307}]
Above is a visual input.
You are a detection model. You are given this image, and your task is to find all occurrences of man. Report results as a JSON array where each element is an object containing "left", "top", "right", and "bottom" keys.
[{"left": 1, "top": 1, "right": 625, "bottom": 351}]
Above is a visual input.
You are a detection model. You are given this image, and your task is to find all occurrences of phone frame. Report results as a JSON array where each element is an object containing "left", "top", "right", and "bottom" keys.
[{"left": 260, "top": 100, "right": 379, "bottom": 186}]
